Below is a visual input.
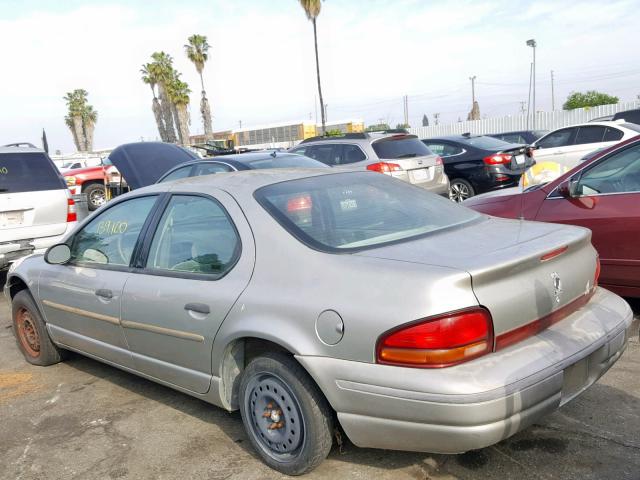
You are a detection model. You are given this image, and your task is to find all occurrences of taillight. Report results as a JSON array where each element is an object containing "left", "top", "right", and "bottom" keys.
[
  {"left": 435, "top": 156, "right": 443, "bottom": 166},
  {"left": 594, "top": 256, "right": 601, "bottom": 287},
  {"left": 67, "top": 198, "right": 77, "bottom": 222},
  {"left": 483, "top": 153, "right": 512, "bottom": 165},
  {"left": 367, "top": 162, "right": 402, "bottom": 173},
  {"left": 376, "top": 308, "right": 494, "bottom": 368},
  {"left": 287, "top": 195, "right": 312, "bottom": 212}
]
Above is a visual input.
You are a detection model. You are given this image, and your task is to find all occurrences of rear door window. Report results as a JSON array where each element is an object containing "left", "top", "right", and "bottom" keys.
[
  {"left": 0, "top": 152, "right": 65, "bottom": 193},
  {"left": 146, "top": 195, "right": 240, "bottom": 276},
  {"left": 372, "top": 137, "right": 433, "bottom": 159},
  {"left": 340, "top": 144, "right": 367, "bottom": 164},
  {"left": 537, "top": 128, "right": 577, "bottom": 148},
  {"left": 603, "top": 127, "right": 624, "bottom": 142},
  {"left": 306, "top": 144, "right": 338, "bottom": 165},
  {"left": 575, "top": 126, "right": 606, "bottom": 144}
]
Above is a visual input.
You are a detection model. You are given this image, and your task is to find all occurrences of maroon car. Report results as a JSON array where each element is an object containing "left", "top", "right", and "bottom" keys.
[{"left": 465, "top": 135, "right": 640, "bottom": 298}]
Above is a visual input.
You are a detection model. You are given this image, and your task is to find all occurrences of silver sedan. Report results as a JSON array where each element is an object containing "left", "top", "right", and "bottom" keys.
[{"left": 4, "top": 169, "right": 633, "bottom": 475}]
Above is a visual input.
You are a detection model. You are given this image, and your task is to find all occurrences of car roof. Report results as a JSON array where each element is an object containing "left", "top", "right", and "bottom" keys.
[
  {"left": 141, "top": 168, "right": 348, "bottom": 197},
  {"left": 0, "top": 146, "right": 45, "bottom": 154}
]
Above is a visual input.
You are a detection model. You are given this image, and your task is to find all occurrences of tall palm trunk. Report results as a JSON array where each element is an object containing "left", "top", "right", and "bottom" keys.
[
  {"left": 158, "top": 83, "right": 177, "bottom": 143},
  {"left": 171, "top": 102, "right": 182, "bottom": 144},
  {"left": 176, "top": 104, "right": 190, "bottom": 146},
  {"left": 312, "top": 18, "right": 326, "bottom": 134},
  {"left": 66, "top": 120, "right": 80, "bottom": 151},
  {"left": 152, "top": 97, "right": 167, "bottom": 141},
  {"left": 199, "top": 72, "right": 213, "bottom": 137},
  {"left": 73, "top": 115, "right": 86, "bottom": 151},
  {"left": 84, "top": 121, "right": 95, "bottom": 152}
]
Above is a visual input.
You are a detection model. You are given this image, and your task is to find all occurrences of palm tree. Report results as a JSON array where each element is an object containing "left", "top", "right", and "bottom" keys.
[
  {"left": 82, "top": 105, "right": 98, "bottom": 152},
  {"left": 65, "top": 116, "right": 80, "bottom": 151},
  {"left": 184, "top": 34, "right": 213, "bottom": 138},
  {"left": 298, "top": 0, "right": 326, "bottom": 134},
  {"left": 167, "top": 75, "right": 191, "bottom": 145},
  {"left": 63, "top": 89, "right": 87, "bottom": 151},
  {"left": 150, "top": 52, "right": 178, "bottom": 143},
  {"left": 141, "top": 63, "right": 167, "bottom": 141}
]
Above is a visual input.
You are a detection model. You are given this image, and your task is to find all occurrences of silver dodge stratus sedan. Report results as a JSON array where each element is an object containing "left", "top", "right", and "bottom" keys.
[{"left": 5, "top": 169, "right": 633, "bottom": 475}]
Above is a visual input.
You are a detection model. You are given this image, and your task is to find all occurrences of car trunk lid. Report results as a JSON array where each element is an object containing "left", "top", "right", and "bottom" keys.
[{"left": 355, "top": 217, "right": 597, "bottom": 339}]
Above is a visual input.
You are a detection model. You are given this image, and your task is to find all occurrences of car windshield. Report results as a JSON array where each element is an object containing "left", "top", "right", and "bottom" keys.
[
  {"left": 243, "top": 154, "right": 328, "bottom": 169},
  {"left": 255, "top": 172, "right": 479, "bottom": 252},
  {"left": 371, "top": 136, "right": 433, "bottom": 159},
  {"left": 0, "top": 152, "right": 65, "bottom": 193},
  {"left": 457, "top": 136, "right": 514, "bottom": 150}
]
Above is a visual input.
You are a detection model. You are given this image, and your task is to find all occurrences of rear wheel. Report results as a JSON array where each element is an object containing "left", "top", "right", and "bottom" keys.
[
  {"left": 239, "top": 352, "right": 333, "bottom": 475},
  {"left": 84, "top": 183, "right": 106, "bottom": 211},
  {"left": 449, "top": 178, "right": 475, "bottom": 202},
  {"left": 12, "top": 290, "right": 64, "bottom": 366}
]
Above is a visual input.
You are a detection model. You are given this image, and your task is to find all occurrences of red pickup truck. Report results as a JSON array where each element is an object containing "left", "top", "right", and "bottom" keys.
[{"left": 63, "top": 165, "right": 107, "bottom": 211}]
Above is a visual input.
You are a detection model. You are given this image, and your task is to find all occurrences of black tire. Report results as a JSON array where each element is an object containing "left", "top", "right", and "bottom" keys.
[
  {"left": 239, "top": 352, "right": 333, "bottom": 476},
  {"left": 12, "top": 290, "right": 64, "bottom": 366},
  {"left": 84, "top": 183, "right": 106, "bottom": 211},
  {"left": 449, "top": 178, "right": 475, "bottom": 203}
]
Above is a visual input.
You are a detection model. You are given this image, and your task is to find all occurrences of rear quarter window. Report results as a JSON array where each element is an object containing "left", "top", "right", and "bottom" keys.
[{"left": 0, "top": 152, "right": 65, "bottom": 193}]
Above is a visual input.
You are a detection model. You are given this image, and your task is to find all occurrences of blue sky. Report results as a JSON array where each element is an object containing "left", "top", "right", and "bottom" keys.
[{"left": 1, "top": 0, "right": 639, "bottom": 152}]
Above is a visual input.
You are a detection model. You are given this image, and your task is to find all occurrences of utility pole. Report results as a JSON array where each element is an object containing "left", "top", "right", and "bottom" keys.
[
  {"left": 519, "top": 101, "right": 527, "bottom": 115},
  {"left": 239, "top": 120, "right": 242, "bottom": 129},
  {"left": 403, "top": 95, "right": 409, "bottom": 126},
  {"left": 551, "top": 70, "right": 555, "bottom": 111},
  {"left": 526, "top": 39, "right": 537, "bottom": 129},
  {"left": 469, "top": 76, "right": 476, "bottom": 104},
  {"left": 433, "top": 113, "right": 440, "bottom": 125}
]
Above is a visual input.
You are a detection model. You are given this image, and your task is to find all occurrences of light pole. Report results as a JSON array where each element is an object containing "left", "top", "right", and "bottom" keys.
[{"left": 526, "top": 39, "right": 537, "bottom": 129}]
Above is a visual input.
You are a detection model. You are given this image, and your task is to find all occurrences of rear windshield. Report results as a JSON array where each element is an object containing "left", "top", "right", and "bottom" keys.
[
  {"left": 621, "top": 122, "right": 640, "bottom": 133},
  {"left": 371, "top": 137, "right": 434, "bottom": 159},
  {"left": 458, "top": 136, "right": 514, "bottom": 150},
  {"left": 242, "top": 154, "right": 328, "bottom": 169},
  {"left": 0, "top": 152, "right": 66, "bottom": 193},
  {"left": 255, "top": 172, "right": 479, "bottom": 252}
]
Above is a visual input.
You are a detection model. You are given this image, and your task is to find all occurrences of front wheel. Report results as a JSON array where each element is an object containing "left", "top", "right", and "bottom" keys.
[
  {"left": 239, "top": 352, "right": 334, "bottom": 476},
  {"left": 449, "top": 178, "right": 475, "bottom": 203},
  {"left": 84, "top": 183, "right": 106, "bottom": 211},
  {"left": 12, "top": 290, "right": 65, "bottom": 366}
]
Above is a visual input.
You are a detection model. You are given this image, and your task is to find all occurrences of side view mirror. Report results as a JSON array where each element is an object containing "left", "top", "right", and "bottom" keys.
[
  {"left": 557, "top": 178, "right": 580, "bottom": 198},
  {"left": 44, "top": 243, "right": 71, "bottom": 265}
]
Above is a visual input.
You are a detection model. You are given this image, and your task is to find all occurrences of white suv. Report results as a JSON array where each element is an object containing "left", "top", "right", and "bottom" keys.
[{"left": 0, "top": 145, "right": 78, "bottom": 270}]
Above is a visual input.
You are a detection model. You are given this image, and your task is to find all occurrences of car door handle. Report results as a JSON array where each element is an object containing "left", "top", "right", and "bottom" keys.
[
  {"left": 184, "top": 303, "right": 210, "bottom": 315},
  {"left": 95, "top": 288, "right": 113, "bottom": 299}
]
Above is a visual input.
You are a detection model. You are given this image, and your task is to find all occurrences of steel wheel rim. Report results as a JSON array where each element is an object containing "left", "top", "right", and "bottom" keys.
[
  {"left": 449, "top": 182, "right": 470, "bottom": 202},
  {"left": 16, "top": 308, "right": 40, "bottom": 358},
  {"left": 245, "top": 372, "right": 305, "bottom": 462},
  {"left": 89, "top": 189, "right": 106, "bottom": 207}
]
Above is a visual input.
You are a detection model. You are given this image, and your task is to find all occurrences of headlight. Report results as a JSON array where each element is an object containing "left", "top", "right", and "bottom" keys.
[{"left": 66, "top": 176, "right": 77, "bottom": 186}]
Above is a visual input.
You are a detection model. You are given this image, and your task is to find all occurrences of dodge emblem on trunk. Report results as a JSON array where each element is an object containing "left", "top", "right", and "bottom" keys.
[{"left": 551, "top": 272, "right": 563, "bottom": 303}]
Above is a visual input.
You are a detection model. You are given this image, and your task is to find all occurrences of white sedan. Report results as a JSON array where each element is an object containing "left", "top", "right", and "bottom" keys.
[{"left": 532, "top": 120, "right": 640, "bottom": 169}]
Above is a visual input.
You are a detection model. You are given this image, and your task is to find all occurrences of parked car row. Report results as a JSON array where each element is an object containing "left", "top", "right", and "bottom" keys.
[{"left": 2, "top": 117, "right": 638, "bottom": 475}]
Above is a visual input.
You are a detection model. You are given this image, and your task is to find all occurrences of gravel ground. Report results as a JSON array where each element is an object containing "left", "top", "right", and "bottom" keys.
[{"left": 1, "top": 273, "right": 639, "bottom": 480}]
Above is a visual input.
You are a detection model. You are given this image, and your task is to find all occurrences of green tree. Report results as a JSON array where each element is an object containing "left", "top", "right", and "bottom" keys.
[
  {"left": 324, "top": 128, "right": 342, "bottom": 137},
  {"left": 298, "top": 0, "right": 326, "bottom": 134},
  {"left": 63, "top": 89, "right": 97, "bottom": 152},
  {"left": 184, "top": 34, "right": 213, "bottom": 138},
  {"left": 166, "top": 73, "right": 191, "bottom": 145},
  {"left": 365, "top": 123, "right": 390, "bottom": 132},
  {"left": 563, "top": 90, "right": 619, "bottom": 110},
  {"left": 395, "top": 123, "right": 410, "bottom": 129},
  {"left": 141, "top": 62, "right": 167, "bottom": 141},
  {"left": 149, "top": 52, "right": 178, "bottom": 142}
]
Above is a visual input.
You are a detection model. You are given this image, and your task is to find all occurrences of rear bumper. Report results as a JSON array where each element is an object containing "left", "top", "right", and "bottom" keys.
[
  {"left": 0, "top": 224, "right": 76, "bottom": 269},
  {"left": 297, "top": 288, "right": 632, "bottom": 453}
]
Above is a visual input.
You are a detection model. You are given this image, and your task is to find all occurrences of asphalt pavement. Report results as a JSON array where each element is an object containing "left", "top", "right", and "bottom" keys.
[{"left": 1, "top": 272, "right": 639, "bottom": 480}]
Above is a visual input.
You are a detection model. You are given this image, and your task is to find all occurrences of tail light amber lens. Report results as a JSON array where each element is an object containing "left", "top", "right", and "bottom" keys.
[
  {"left": 377, "top": 308, "right": 494, "bottom": 368},
  {"left": 66, "top": 198, "right": 77, "bottom": 222},
  {"left": 594, "top": 256, "right": 601, "bottom": 287},
  {"left": 366, "top": 162, "right": 402, "bottom": 173}
]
